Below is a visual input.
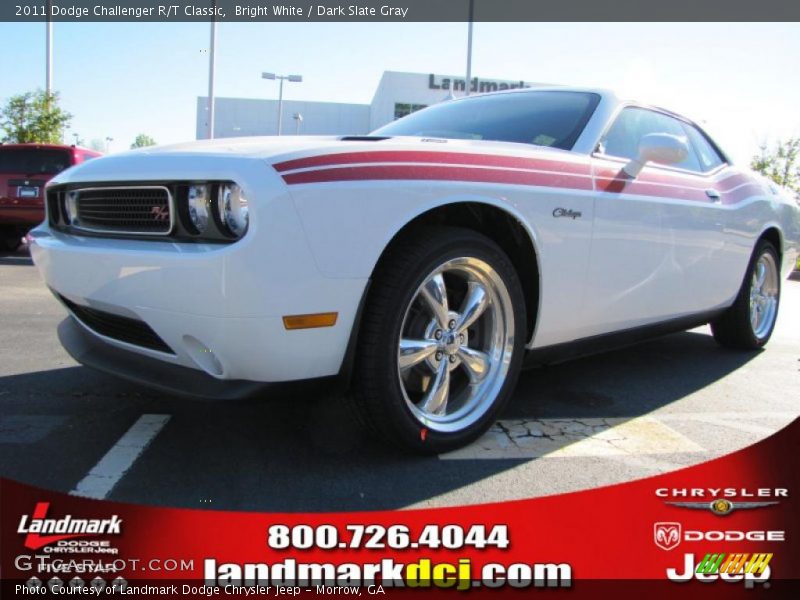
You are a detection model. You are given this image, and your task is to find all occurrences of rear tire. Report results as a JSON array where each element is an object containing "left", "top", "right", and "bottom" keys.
[
  {"left": 0, "top": 232, "right": 22, "bottom": 252},
  {"left": 711, "top": 240, "right": 780, "bottom": 350},
  {"left": 352, "top": 227, "right": 526, "bottom": 454}
]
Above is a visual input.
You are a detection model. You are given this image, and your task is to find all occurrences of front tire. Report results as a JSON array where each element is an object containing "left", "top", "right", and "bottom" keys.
[
  {"left": 711, "top": 239, "right": 781, "bottom": 350},
  {"left": 352, "top": 227, "right": 526, "bottom": 454}
]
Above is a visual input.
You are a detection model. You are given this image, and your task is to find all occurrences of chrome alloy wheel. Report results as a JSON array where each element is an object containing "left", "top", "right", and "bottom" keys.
[
  {"left": 396, "top": 257, "right": 515, "bottom": 433},
  {"left": 749, "top": 251, "right": 779, "bottom": 340}
]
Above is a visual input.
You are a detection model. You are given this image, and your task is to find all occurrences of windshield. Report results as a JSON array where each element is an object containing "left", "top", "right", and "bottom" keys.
[
  {"left": 0, "top": 148, "right": 72, "bottom": 175},
  {"left": 372, "top": 91, "right": 601, "bottom": 150}
]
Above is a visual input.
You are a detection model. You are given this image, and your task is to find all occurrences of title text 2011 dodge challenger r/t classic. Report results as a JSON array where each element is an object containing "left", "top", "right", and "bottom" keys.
[{"left": 30, "top": 88, "right": 800, "bottom": 453}]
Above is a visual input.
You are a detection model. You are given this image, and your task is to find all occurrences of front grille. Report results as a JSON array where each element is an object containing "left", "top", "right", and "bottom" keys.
[
  {"left": 75, "top": 187, "right": 173, "bottom": 235},
  {"left": 48, "top": 182, "right": 241, "bottom": 243},
  {"left": 60, "top": 296, "right": 174, "bottom": 354}
]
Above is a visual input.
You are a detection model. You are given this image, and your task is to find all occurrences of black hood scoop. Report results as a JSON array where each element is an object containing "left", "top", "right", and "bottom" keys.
[{"left": 338, "top": 136, "right": 391, "bottom": 142}]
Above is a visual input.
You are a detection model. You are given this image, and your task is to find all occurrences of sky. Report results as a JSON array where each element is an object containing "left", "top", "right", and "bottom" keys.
[{"left": 0, "top": 21, "right": 798, "bottom": 164}]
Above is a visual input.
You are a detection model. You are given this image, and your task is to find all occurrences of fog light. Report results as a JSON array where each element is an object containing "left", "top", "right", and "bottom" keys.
[{"left": 183, "top": 335, "right": 224, "bottom": 377}]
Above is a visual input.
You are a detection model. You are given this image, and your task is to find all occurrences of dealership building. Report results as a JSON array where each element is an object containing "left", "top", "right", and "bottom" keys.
[{"left": 196, "top": 71, "right": 536, "bottom": 139}]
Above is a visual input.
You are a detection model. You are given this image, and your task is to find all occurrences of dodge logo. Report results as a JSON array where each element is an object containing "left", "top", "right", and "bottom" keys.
[
  {"left": 150, "top": 206, "right": 169, "bottom": 221},
  {"left": 655, "top": 522, "right": 682, "bottom": 551}
]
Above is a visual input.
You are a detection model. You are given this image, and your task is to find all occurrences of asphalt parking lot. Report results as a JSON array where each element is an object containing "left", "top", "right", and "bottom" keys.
[{"left": 1, "top": 244, "right": 798, "bottom": 512}]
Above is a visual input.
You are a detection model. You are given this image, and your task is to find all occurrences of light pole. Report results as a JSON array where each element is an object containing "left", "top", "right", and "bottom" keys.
[
  {"left": 293, "top": 113, "right": 303, "bottom": 135},
  {"left": 262, "top": 73, "right": 303, "bottom": 136},
  {"left": 465, "top": 0, "right": 474, "bottom": 96},
  {"left": 207, "top": 19, "right": 217, "bottom": 139},
  {"left": 46, "top": 1, "right": 53, "bottom": 95}
]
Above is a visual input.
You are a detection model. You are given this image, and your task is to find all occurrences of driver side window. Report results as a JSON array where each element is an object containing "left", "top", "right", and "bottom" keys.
[{"left": 599, "top": 107, "right": 702, "bottom": 173}]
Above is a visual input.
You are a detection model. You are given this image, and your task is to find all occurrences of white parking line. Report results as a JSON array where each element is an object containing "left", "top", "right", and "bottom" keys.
[
  {"left": 440, "top": 416, "right": 704, "bottom": 460},
  {"left": 657, "top": 413, "right": 790, "bottom": 435},
  {"left": 70, "top": 414, "right": 170, "bottom": 500}
]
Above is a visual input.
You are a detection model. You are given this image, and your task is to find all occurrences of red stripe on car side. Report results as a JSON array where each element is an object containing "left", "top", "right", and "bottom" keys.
[
  {"left": 722, "top": 183, "right": 769, "bottom": 205},
  {"left": 276, "top": 152, "right": 753, "bottom": 194},
  {"left": 280, "top": 156, "right": 764, "bottom": 205},
  {"left": 273, "top": 151, "right": 591, "bottom": 175},
  {"left": 594, "top": 166, "right": 763, "bottom": 203}
]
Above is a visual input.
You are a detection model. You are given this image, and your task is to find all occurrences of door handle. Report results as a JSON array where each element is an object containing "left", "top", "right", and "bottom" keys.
[{"left": 705, "top": 189, "right": 721, "bottom": 202}]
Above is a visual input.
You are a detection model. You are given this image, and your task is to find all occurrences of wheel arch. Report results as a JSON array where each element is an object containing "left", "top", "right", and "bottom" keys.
[
  {"left": 758, "top": 225, "right": 783, "bottom": 263},
  {"left": 336, "top": 197, "right": 542, "bottom": 390},
  {"left": 369, "top": 199, "right": 542, "bottom": 345}
]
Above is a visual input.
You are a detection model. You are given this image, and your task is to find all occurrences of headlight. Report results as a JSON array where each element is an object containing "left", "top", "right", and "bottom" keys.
[
  {"left": 65, "top": 191, "right": 78, "bottom": 225},
  {"left": 217, "top": 183, "right": 249, "bottom": 237},
  {"left": 187, "top": 184, "right": 210, "bottom": 233}
]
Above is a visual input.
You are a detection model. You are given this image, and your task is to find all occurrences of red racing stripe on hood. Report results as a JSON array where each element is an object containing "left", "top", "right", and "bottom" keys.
[
  {"left": 281, "top": 164, "right": 594, "bottom": 189},
  {"left": 273, "top": 150, "right": 591, "bottom": 175}
]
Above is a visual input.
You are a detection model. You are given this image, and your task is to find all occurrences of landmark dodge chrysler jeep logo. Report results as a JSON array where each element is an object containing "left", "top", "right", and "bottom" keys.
[{"left": 18, "top": 503, "right": 122, "bottom": 550}]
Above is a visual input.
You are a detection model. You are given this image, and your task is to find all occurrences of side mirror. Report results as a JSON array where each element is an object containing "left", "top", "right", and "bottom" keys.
[{"left": 623, "top": 133, "right": 690, "bottom": 178}]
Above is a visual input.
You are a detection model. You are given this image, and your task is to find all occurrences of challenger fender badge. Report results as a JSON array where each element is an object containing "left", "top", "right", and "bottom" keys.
[{"left": 552, "top": 208, "right": 582, "bottom": 219}]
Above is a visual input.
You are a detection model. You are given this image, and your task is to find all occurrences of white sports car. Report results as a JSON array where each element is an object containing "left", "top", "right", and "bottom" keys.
[{"left": 30, "top": 88, "right": 800, "bottom": 453}]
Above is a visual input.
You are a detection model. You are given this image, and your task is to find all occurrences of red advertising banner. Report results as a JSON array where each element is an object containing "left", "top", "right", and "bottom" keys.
[{"left": 2, "top": 418, "right": 798, "bottom": 597}]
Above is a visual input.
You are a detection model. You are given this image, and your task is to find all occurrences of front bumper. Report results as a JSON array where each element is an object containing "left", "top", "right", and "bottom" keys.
[
  {"left": 29, "top": 184, "right": 367, "bottom": 384},
  {"left": 58, "top": 317, "right": 339, "bottom": 399},
  {"left": 58, "top": 317, "right": 270, "bottom": 399}
]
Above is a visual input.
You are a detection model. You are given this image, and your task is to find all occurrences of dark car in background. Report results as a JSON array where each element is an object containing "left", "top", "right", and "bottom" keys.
[{"left": 0, "top": 143, "right": 101, "bottom": 251}]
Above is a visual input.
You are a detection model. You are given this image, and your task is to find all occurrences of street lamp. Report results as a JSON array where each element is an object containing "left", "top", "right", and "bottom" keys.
[
  {"left": 293, "top": 113, "right": 303, "bottom": 135},
  {"left": 465, "top": 0, "right": 474, "bottom": 96},
  {"left": 46, "top": 0, "right": 53, "bottom": 95},
  {"left": 262, "top": 72, "right": 303, "bottom": 136}
]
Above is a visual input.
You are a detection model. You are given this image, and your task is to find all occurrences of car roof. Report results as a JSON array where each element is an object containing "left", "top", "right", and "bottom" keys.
[
  {"left": 453, "top": 85, "right": 617, "bottom": 101},
  {"left": 459, "top": 86, "right": 699, "bottom": 121}
]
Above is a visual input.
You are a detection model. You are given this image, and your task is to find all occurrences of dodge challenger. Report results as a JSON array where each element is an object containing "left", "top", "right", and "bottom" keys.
[{"left": 29, "top": 88, "right": 800, "bottom": 453}]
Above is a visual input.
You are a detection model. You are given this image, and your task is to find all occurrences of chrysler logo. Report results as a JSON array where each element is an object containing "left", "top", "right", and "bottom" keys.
[
  {"left": 654, "top": 522, "right": 682, "bottom": 551},
  {"left": 150, "top": 206, "right": 169, "bottom": 221},
  {"left": 665, "top": 500, "right": 778, "bottom": 516}
]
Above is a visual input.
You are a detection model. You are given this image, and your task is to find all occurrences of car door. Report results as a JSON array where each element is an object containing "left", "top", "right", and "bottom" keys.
[{"left": 583, "top": 106, "right": 727, "bottom": 336}]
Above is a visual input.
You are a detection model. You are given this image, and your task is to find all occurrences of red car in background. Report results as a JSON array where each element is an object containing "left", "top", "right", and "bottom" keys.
[{"left": 0, "top": 143, "right": 101, "bottom": 251}]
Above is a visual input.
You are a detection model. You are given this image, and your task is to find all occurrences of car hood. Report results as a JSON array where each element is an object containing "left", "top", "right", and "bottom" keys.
[{"left": 48, "top": 135, "right": 582, "bottom": 186}]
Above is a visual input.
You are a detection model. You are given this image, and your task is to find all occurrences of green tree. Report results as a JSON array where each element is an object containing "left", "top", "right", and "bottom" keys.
[
  {"left": 130, "top": 133, "right": 157, "bottom": 149},
  {"left": 750, "top": 138, "right": 800, "bottom": 194},
  {"left": 0, "top": 90, "right": 72, "bottom": 144}
]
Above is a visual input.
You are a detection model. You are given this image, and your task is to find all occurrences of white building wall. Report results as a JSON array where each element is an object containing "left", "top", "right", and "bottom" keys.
[
  {"left": 367, "top": 71, "right": 534, "bottom": 130},
  {"left": 197, "top": 97, "right": 370, "bottom": 139},
  {"left": 197, "top": 71, "right": 537, "bottom": 139}
]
